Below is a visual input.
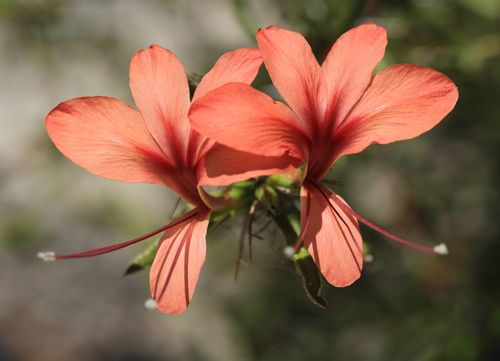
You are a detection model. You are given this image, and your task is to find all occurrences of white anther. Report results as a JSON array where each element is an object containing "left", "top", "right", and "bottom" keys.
[
  {"left": 283, "top": 246, "right": 295, "bottom": 259},
  {"left": 37, "top": 251, "right": 56, "bottom": 262},
  {"left": 144, "top": 298, "right": 157, "bottom": 310},
  {"left": 363, "top": 254, "right": 374, "bottom": 263},
  {"left": 433, "top": 243, "right": 449, "bottom": 255}
]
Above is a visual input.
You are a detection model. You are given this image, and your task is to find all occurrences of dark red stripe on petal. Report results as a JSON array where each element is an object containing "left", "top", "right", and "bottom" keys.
[
  {"left": 300, "top": 179, "right": 363, "bottom": 287},
  {"left": 150, "top": 207, "right": 210, "bottom": 314}
]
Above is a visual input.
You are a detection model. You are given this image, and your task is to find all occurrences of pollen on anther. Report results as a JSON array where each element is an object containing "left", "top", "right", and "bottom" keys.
[
  {"left": 144, "top": 298, "right": 157, "bottom": 310},
  {"left": 433, "top": 243, "right": 449, "bottom": 255},
  {"left": 37, "top": 251, "right": 56, "bottom": 262}
]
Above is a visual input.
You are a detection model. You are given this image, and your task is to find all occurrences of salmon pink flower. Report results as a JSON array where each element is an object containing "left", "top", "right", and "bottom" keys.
[
  {"left": 41, "top": 45, "right": 294, "bottom": 314},
  {"left": 189, "top": 24, "right": 458, "bottom": 288}
]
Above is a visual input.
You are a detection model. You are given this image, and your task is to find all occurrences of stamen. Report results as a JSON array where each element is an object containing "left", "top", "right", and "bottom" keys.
[
  {"left": 39, "top": 211, "right": 199, "bottom": 261},
  {"left": 310, "top": 180, "right": 446, "bottom": 255},
  {"left": 330, "top": 193, "right": 442, "bottom": 254}
]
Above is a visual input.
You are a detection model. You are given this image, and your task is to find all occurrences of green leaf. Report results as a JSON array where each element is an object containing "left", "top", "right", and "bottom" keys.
[
  {"left": 208, "top": 208, "right": 238, "bottom": 233},
  {"left": 271, "top": 209, "right": 329, "bottom": 311},
  {"left": 123, "top": 240, "right": 158, "bottom": 277},
  {"left": 226, "top": 179, "right": 256, "bottom": 201},
  {"left": 293, "top": 247, "right": 330, "bottom": 311},
  {"left": 255, "top": 184, "right": 280, "bottom": 216}
]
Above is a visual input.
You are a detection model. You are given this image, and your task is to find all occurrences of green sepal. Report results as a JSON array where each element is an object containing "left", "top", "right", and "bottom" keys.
[
  {"left": 271, "top": 210, "right": 329, "bottom": 311},
  {"left": 267, "top": 174, "right": 296, "bottom": 189},
  {"left": 208, "top": 207, "right": 238, "bottom": 233},
  {"left": 123, "top": 240, "right": 158, "bottom": 277},
  {"left": 267, "top": 173, "right": 301, "bottom": 193},
  {"left": 255, "top": 184, "right": 280, "bottom": 216},
  {"left": 226, "top": 180, "right": 256, "bottom": 202},
  {"left": 207, "top": 180, "right": 258, "bottom": 232},
  {"left": 293, "top": 247, "right": 330, "bottom": 311}
]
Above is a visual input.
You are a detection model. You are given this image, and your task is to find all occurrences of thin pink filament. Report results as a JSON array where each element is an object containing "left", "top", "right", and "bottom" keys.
[
  {"left": 54, "top": 211, "right": 199, "bottom": 260},
  {"left": 310, "top": 180, "right": 437, "bottom": 254}
]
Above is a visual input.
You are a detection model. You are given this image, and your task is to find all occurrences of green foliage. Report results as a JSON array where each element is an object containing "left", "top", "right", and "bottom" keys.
[{"left": 123, "top": 240, "right": 158, "bottom": 276}]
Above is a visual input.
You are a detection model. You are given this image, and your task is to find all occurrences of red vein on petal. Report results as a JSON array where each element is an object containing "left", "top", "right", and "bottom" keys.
[
  {"left": 51, "top": 211, "right": 199, "bottom": 260},
  {"left": 152, "top": 218, "right": 197, "bottom": 301},
  {"left": 324, "top": 190, "right": 362, "bottom": 272},
  {"left": 308, "top": 181, "right": 358, "bottom": 239}
]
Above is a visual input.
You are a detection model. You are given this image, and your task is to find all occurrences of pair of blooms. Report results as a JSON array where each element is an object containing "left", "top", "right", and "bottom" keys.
[{"left": 41, "top": 23, "right": 458, "bottom": 314}]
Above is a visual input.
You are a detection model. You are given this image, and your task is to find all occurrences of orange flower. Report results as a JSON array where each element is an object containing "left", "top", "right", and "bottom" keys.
[
  {"left": 42, "top": 45, "right": 294, "bottom": 314},
  {"left": 189, "top": 24, "right": 458, "bottom": 288}
]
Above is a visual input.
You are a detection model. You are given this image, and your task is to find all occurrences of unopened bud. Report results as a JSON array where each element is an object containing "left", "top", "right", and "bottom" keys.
[{"left": 37, "top": 251, "right": 56, "bottom": 262}]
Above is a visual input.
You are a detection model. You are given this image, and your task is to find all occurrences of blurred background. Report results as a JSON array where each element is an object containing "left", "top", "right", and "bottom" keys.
[{"left": 1, "top": 0, "right": 499, "bottom": 360}]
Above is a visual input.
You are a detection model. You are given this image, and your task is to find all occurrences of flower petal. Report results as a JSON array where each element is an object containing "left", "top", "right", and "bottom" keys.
[
  {"left": 334, "top": 64, "right": 459, "bottom": 158},
  {"left": 129, "top": 45, "right": 191, "bottom": 166},
  {"left": 196, "top": 143, "right": 300, "bottom": 186},
  {"left": 192, "top": 48, "right": 262, "bottom": 102},
  {"left": 188, "top": 47, "right": 263, "bottom": 165},
  {"left": 301, "top": 181, "right": 363, "bottom": 287},
  {"left": 150, "top": 207, "right": 210, "bottom": 314},
  {"left": 189, "top": 82, "right": 310, "bottom": 161},
  {"left": 322, "top": 23, "right": 387, "bottom": 133},
  {"left": 257, "top": 26, "right": 327, "bottom": 138},
  {"left": 45, "top": 96, "right": 173, "bottom": 185}
]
